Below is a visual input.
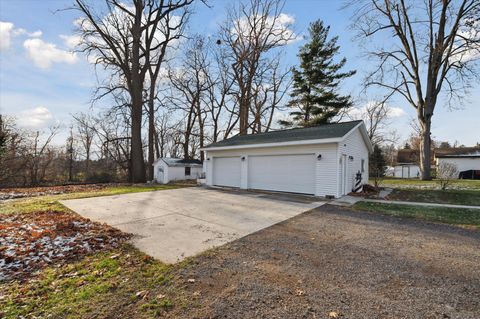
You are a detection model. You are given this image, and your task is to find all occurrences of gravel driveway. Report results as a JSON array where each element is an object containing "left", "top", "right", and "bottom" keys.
[{"left": 169, "top": 204, "right": 480, "bottom": 319}]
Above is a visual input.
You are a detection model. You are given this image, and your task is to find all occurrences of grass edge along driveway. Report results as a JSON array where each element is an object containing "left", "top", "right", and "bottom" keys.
[
  {"left": 0, "top": 184, "right": 186, "bottom": 215},
  {"left": 387, "top": 188, "right": 480, "bottom": 206},
  {"left": 353, "top": 201, "right": 480, "bottom": 230}
]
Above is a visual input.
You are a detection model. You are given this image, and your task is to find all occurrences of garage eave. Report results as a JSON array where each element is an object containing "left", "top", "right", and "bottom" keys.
[{"left": 200, "top": 137, "right": 343, "bottom": 152}]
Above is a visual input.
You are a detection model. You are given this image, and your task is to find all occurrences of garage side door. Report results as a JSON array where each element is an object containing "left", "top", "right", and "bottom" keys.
[
  {"left": 213, "top": 157, "right": 241, "bottom": 188},
  {"left": 248, "top": 154, "right": 316, "bottom": 194}
]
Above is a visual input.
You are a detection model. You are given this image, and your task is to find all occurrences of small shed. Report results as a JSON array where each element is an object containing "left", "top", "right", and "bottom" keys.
[
  {"left": 393, "top": 164, "right": 421, "bottom": 178},
  {"left": 153, "top": 158, "right": 203, "bottom": 184},
  {"left": 201, "top": 120, "right": 373, "bottom": 198},
  {"left": 393, "top": 149, "right": 420, "bottom": 178}
]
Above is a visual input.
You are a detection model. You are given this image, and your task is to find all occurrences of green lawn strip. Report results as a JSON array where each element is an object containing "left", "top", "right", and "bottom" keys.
[
  {"left": 0, "top": 184, "right": 185, "bottom": 215},
  {"left": 353, "top": 201, "right": 480, "bottom": 229},
  {"left": 388, "top": 189, "right": 480, "bottom": 206},
  {"left": 380, "top": 178, "right": 480, "bottom": 190},
  {"left": 0, "top": 245, "right": 193, "bottom": 319}
]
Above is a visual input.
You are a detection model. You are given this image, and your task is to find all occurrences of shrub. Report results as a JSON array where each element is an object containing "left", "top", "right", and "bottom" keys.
[{"left": 437, "top": 162, "right": 458, "bottom": 190}]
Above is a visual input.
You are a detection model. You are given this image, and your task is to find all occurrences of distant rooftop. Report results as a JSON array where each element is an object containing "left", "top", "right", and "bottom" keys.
[
  {"left": 204, "top": 120, "right": 363, "bottom": 149},
  {"left": 434, "top": 147, "right": 480, "bottom": 158},
  {"left": 156, "top": 158, "right": 203, "bottom": 167}
]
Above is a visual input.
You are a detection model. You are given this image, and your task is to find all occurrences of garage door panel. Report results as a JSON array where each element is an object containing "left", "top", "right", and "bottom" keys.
[
  {"left": 213, "top": 157, "right": 241, "bottom": 188},
  {"left": 248, "top": 154, "right": 315, "bottom": 194}
]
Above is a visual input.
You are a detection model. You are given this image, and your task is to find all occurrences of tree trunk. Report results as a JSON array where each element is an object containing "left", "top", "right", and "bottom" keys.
[
  {"left": 154, "top": 128, "right": 161, "bottom": 159},
  {"left": 419, "top": 118, "right": 432, "bottom": 180},
  {"left": 129, "top": 3, "right": 146, "bottom": 183},
  {"left": 147, "top": 94, "right": 155, "bottom": 181},
  {"left": 85, "top": 147, "right": 90, "bottom": 178},
  {"left": 130, "top": 91, "right": 146, "bottom": 183},
  {"left": 239, "top": 97, "right": 248, "bottom": 135}
]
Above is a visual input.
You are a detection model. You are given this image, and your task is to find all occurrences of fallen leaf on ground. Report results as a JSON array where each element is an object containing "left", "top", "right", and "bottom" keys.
[
  {"left": 136, "top": 290, "right": 149, "bottom": 299},
  {"left": 295, "top": 289, "right": 305, "bottom": 296}
]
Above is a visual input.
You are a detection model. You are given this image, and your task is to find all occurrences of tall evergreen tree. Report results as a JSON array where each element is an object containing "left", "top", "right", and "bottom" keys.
[{"left": 283, "top": 20, "right": 355, "bottom": 127}]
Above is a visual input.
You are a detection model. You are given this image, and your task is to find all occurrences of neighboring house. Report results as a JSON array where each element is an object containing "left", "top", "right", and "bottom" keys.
[
  {"left": 153, "top": 158, "right": 203, "bottom": 184},
  {"left": 201, "top": 120, "right": 372, "bottom": 198},
  {"left": 434, "top": 147, "right": 480, "bottom": 179},
  {"left": 393, "top": 149, "right": 420, "bottom": 178}
]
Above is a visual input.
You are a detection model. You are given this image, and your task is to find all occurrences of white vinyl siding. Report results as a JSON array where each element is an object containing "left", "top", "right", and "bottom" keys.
[
  {"left": 205, "top": 144, "right": 338, "bottom": 197},
  {"left": 153, "top": 160, "right": 203, "bottom": 184},
  {"left": 213, "top": 157, "right": 241, "bottom": 187},
  {"left": 393, "top": 165, "right": 420, "bottom": 178},
  {"left": 315, "top": 144, "right": 338, "bottom": 197},
  {"left": 248, "top": 154, "right": 316, "bottom": 194},
  {"left": 436, "top": 157, "right": 480, "bottom": 175},
  {"left": 337, "top": 128, "right": 370, "bottom": 196}
]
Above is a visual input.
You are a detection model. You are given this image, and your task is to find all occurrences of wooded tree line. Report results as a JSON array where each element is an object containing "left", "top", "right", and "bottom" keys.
[
  {"left": 1, "top": 0, "right": 478, "bottom": 186},
  {"left": 71, "top": 0, "right": 304, "bottom": 183}
]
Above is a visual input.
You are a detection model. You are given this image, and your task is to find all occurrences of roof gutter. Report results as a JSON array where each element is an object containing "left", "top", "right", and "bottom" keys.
[{"left": 200, "top": 137, "right": 342, "bottom": 151}]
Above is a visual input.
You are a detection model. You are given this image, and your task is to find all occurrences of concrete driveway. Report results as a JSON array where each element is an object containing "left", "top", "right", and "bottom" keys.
[{"left": 61, "top": 187, "right": 324, "bottom": 263}]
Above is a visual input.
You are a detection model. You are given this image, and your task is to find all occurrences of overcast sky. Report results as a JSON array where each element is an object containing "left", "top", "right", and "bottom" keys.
[{"left": 1, "top": 0, "right": 479, "bottom": 146}]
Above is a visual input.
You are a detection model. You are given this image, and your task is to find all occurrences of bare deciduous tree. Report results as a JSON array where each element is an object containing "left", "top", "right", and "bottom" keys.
[
  {"left": 145, "top": 6, "right": 190, "bottom": 180},
  {"left": 167, "top": 36, "right": 212, "bottom": 159},
  {"left": 437, "top": 161, "right": 458, "bottom": 190},
  {"left": 72, "top": 112, "right": 95, "bottom": 177},
  {"left": 220, "top": 0, "right": 295, "bottom": 135},
  {"left": 346, "top": 95, "right": 400, "bottom": 146},
  {"left": 23, "top": 126, "right": 59, "bottom": 186},
  {"left": 350, "top": 0, "right": 480, "bottom": 180},
  {"left": 75, "top": 0, "right": 195, "bottom": 182}
]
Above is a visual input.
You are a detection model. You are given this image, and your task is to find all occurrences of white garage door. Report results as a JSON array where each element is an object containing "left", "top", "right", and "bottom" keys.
[
  {"left": 248, "top": 154, "right": 316, "bottom": 194},
  {"left": 213, "top": 157, "right": 241, "bottom": 188}
]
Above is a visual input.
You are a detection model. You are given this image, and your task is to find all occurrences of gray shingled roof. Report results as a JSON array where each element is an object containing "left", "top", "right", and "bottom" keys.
[{"left": 204, "top": 120, "right": 362, "bottom": 149}]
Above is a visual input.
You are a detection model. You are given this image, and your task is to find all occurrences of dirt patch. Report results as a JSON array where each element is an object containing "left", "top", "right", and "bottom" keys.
[
  {"left": 0, "top": 184, "right": 112, "bottom": 200},
  {"left": 0, "top": 211, "right": 129, "bottom": 282}
]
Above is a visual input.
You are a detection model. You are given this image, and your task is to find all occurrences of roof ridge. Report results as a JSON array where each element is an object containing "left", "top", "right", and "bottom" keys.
[{"left": 229, "top": 120, "right": 363, "bottom": 139}]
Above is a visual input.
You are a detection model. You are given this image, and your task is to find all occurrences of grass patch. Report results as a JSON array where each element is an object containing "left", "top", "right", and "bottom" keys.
[
  {"left": 380, "top": 178, "right": 480, "bottom": 190},
  {"left": 0, "top": 245, "right": 191, "bottom": 319},
  {"left": 0, "top": 184, "right": 195, "bottom": 318},
  {"left": 353, "top": 201, "right": 480, "bottom": 229},
  {"left": 0, "top": 184, "right": 184, "bottom": 215},
  {"left": 388, "top": 189, "right": 480, "bottom": 206}
]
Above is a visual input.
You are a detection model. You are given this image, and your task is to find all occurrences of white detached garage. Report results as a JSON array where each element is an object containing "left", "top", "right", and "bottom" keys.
[{"left": 202, "top": 120, "right": 373, "bottom": 198}]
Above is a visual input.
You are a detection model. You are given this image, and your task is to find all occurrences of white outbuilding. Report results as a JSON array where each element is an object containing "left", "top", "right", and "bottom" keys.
[
  {"left": 434, "top": 147, "right": 480, "bottom": 179},
  {"left": 201, "top": 120, "right": 373, "bottom": 198},
  {"left": 153, "top": 158, "right": 203, "bottom": 184},
  {"left": 393, "top": 164, "right": 421, "bottom": 178}
]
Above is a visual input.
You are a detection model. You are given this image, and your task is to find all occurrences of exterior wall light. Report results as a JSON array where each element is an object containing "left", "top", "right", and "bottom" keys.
[
  {"left": 241, "top": 156, "right": 246, "bottom": 161},
  {"left": 349, "top": 156, "right": 354, "bottom": 161},
  {"left": 317, "top": 154, "right": 322, "bottom": 160},
  {"left": 207, "top": 158, "right": 211, "bottom": 161}
]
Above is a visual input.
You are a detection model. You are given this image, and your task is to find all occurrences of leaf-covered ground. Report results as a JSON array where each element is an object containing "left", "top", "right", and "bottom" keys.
[{"left": 0, "top": 210, "right": 129, "bottom": 282}]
